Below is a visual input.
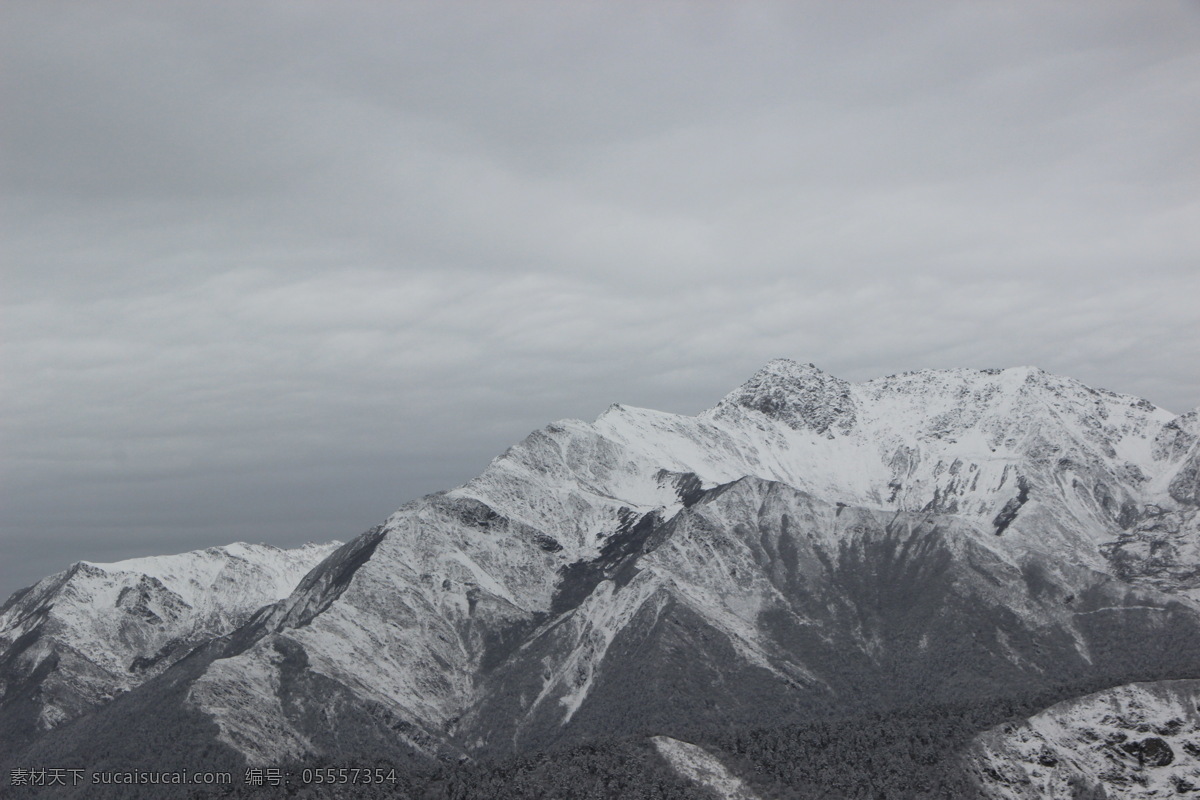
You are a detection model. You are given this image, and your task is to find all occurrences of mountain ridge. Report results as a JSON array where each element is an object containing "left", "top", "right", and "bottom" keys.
[{"left": 3, "top": 361, "right": 1198, "bottom": 799}]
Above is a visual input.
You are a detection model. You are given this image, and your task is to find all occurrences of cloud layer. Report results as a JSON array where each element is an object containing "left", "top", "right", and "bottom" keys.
[{"left": 3, "top": 1, "right": 1198, "bottom": 596}]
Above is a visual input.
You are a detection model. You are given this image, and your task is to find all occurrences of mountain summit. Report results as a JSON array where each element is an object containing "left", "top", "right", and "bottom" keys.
[
  {"left": 3, "top": 363, "right": 1198, "bottom": 798},
  {"left": 712, "top": 359, "right": 858, "bottom": 436}
]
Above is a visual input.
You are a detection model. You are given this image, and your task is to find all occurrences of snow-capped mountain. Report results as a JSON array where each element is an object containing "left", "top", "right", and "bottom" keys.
[
  {"left": 5, "top": 361, "right": 1199, "bottom": 798},
  {"left": 0, "top": 541, "right": 338, "bottom": 748}
]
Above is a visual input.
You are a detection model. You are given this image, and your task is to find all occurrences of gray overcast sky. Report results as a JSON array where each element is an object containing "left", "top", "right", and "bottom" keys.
[{"left": 2, "top": 1, "right": 1198, "bottom": 599}]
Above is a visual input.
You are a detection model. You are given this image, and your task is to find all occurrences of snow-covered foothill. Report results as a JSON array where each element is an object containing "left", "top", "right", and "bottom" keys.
[{"left": 0, "top": 541, "right": 339, "bottom": 731}]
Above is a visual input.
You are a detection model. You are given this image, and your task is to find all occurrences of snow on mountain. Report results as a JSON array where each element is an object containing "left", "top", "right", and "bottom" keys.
[
  {"left": 652, "top": 735, "right": 763, "bottom": 800},
  {"left": 159, "top": 362, "right": 1200, "bottom": 767},
  {"left": 450, "top": 360, "right": 1190, "bottom": 591},
  {"left": 0, "top": 541, "right": 338, "bottom": 736},
  {"left": 9, "top": 360, "right": 1199, "bottom": 788},
  {"left": 968, "top": 679, "right": 1200, "bottom": 798}
]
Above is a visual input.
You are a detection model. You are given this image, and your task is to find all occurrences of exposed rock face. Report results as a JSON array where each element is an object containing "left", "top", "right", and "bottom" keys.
[
  {"left": 714, "top": 360, "right": 858, "bottom": 437},
  {"left": 1169, "top": 452, "right": 1200, "bottom": 506},
  {"left": 4, "top": 361, "right": 1199, "bottom": 799}
]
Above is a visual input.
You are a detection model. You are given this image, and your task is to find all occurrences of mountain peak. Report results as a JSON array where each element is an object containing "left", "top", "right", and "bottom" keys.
[
  {"left": 710, "top": 359, "right": 856, "bottom": 437},
  {"left": 758, "top": 357, "right": 826, "bottom": 376},
  {"left": 1002, "top": 364, "right": 1050, "bottom": 386}
]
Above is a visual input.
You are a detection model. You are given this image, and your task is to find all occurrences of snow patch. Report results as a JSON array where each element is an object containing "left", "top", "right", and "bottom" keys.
[{"left": 652, "top": 736, "right": 762, "bottom": 800}]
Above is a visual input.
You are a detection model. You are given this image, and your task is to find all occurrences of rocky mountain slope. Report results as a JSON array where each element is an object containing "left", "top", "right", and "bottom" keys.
[
  {"left": 968, "top": 680, "right": 1200, "bottom": 798},
  {"left": 4, "top": 360, "right": 1199, "bottom": 798}
]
